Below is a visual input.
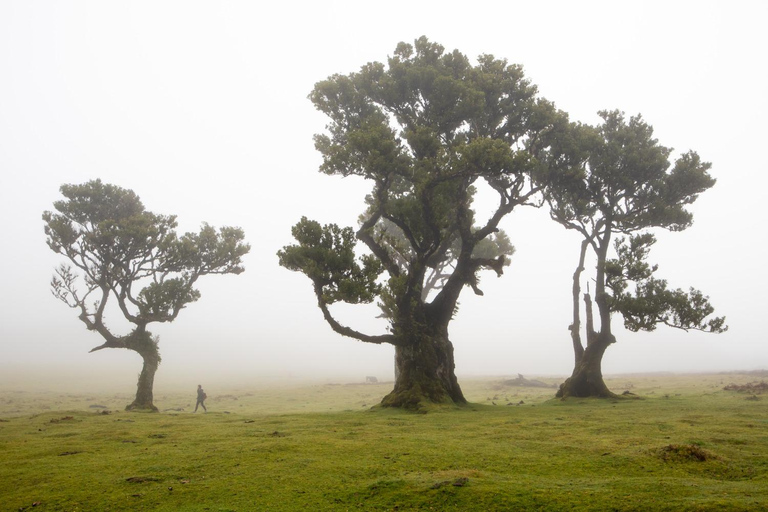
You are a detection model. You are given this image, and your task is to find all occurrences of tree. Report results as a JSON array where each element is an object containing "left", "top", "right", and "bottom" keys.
[
  {"left": 540, "top": 110, "right": 727, "bottom": 398},
  {"left": 367, "top": 217, "right": 514, "bottom": 382},
  {"left": 278, "top": 37, "right": 559, "bottom": 409},
  {"left": 367, "top": 217, "right": 515, "bottom": 303},
  {"left": 43, "top": 179, "right": 250, "bottom": 411}
]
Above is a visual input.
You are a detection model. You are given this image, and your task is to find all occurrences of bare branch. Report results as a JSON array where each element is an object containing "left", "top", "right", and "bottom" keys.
[{"left": 314, "top": 284, "right": 399, "bottom": 346}]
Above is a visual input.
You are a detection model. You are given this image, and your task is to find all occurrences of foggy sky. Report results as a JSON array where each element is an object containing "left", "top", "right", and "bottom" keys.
[{"left": 1, "top": 1, "right": 766, "bottom": 392}]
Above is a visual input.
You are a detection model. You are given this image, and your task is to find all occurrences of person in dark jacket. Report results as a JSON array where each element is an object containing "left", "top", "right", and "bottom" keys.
[{"left": 194, "top": 384, "right": 207, "bottom": 412}]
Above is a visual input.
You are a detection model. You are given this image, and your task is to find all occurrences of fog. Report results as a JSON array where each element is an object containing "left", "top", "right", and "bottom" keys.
[{"left": 1, "top": 1, "right": 766, "bottom": 394}]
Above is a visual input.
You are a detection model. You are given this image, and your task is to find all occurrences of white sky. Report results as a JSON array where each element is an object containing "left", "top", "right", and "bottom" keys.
[{"left": 1, "top": 1, "right": 766, "bottom": 392}]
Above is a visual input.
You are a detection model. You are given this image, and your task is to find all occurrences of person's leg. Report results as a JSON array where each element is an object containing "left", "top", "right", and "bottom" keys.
[
  {"left": 202, "top": 401, "right": 207, "bottom": 412},
  {"left": 194, "top": 401, "right": 199, "bottom": 412}
]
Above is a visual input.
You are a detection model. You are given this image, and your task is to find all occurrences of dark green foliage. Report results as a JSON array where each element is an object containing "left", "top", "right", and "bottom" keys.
[
  {"left": 277, "top": 217, "right": 383, "bottom": 305},
  {"left": 543, "top": 111, "right": 717, "bottom": 237},
  {"left": 607, "top": 234, "right": 727, "bottom": 333},
  {"left": 137, "top": 279, "right": 201, "bottom": 319}
]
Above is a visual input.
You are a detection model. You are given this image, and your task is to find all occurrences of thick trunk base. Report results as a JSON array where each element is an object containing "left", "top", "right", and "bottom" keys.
[
  {"left": 557, "top": 373, "right": 616, "bottom": 399},
  {"left": 125, "top": 402, "right": 159, "bottom": 412},
  {"left": 557, "top": 335, "right": 617, "bottom": 399},
  {"left": 381, "top": 331, "right": 466, "bottom": 410},
  {"left": 125, "top": 333, "right": 160, "bottom": 412}
]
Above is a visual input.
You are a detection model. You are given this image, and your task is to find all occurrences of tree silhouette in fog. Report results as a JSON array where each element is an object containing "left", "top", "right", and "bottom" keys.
[{"left": 44, "top": 179, "right": 249, "bottom": 411}]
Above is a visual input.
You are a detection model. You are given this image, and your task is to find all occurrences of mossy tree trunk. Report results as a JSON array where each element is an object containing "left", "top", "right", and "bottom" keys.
[
  {"left": 90, "top": 329, "right": 161, "bottom": 412},
  {"left": 558, "top": 234, "right": 617, "bottom": 398},
  {"left": 382, "top": 330, "right": 465, "bottom": 409},
  {"left": 123, "top": 330, "right": 160, "bottom": 412},
  {"left": 557, "top": 331, "right": 616, "bottom": 398},
  {"left": 380, "top": 300, "right": 466, "bottom": 409},
  {"left": 126, "top": 354, "right": 159, "bottom": 411}
]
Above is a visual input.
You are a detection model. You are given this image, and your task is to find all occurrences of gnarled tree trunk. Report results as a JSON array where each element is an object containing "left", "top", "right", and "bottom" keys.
[
  {"left": 568, "top": 239, "right": 590, "bottom": 365},
  {"left": 559, "top": 233, "right": 618, "bottom": 399},
  {"left": 126, "top": 353, "right": 159, "bottom": 411},
  {"left": 381, "top": 324, "right": 465, "bottom": 409},
  {"left": 557, "top": 331, "right": 616, "bottom": 398},
  {"left": 123, "top": 330, "right": 161, "bottom": 412},
  {"left": 88, "top": 326, "right": 161, "bottom": 412}
]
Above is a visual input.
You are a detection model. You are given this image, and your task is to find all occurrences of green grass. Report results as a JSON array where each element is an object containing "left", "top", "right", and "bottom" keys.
[{"left": 1, "top": 374, "right": 767, "bottom": 511}]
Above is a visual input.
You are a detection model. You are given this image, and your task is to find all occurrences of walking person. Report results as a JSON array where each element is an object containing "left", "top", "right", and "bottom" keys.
[{"left": 194, "top": 384, "right": 207, "bottom": 412}]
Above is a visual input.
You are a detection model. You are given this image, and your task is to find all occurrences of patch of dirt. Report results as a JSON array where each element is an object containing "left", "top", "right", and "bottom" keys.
[
  {"left": 126, "top": 476, "right": 161, "bottom": 483},
  {"left": 49, "top": 416, "right": 74, "bottom": 424},
  {"left": 658, "top": 444, "right": 714, "bottom": 462},
  {"left": 723, "top": 381, "right": 768, "bottom": 394},
  {"left": 430, "top": 477, "right": 469, "bottom": 489}
]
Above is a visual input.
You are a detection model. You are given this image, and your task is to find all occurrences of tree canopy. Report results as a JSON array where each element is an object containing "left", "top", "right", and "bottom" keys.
[{"left": 606, "top": 233, "right": 727, "bottom": 334}]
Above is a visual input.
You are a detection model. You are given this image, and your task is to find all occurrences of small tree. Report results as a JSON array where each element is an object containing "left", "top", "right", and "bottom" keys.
[
  {"left": 43, "top": 179, "right": 250, "bottom": 411},
  {"left": 278, "top": 37, "right": 558, "bottom": 409},
  {"left": 541, "top": 110, "right": 726, "bottom": 398}
]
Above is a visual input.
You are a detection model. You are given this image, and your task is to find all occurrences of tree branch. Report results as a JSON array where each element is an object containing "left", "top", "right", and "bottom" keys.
[
  {"left": 357, "top": 210, "right": 401, "bottom": 278},
  {"left": 382, "top": 213, "right": 423, "bottom": 255},
  {"left": 314, "top": 284, "right": 399, "bottom": 346},
  {"left": 569, "top": 239, "right": 589, "bottom": 362}
]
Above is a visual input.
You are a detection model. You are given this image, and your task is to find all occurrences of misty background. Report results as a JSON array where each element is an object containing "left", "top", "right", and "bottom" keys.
[{"left": 1, "top": 1, "right": 766, "bottom": 393}]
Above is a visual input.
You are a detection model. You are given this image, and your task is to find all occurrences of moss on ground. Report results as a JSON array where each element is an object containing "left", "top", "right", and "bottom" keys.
[{"left": 1, "top": 373, "right": 767, "bottom": 511}]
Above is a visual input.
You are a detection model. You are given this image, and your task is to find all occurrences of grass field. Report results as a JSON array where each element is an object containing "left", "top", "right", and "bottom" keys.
[{"left": 1, "top": 373, "right": 767, "bottom": 511}]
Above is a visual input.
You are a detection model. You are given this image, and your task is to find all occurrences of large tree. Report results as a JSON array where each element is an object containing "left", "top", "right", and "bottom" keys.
[
  {"left": 541, "top": 110, "right": 727, "bottom": 398},
  {"left": 43, "top": 179, "right": 250, "bottom": 411},
  {"left": 366, "top": 217, "right": 514, "bottom": 382},
  {"left": 278, "top": 37, "right": 559, "bottom": 409}
]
